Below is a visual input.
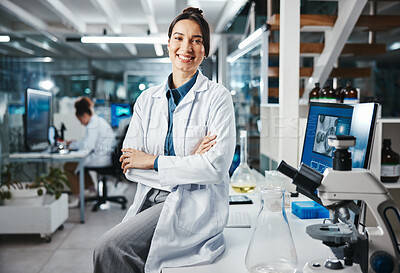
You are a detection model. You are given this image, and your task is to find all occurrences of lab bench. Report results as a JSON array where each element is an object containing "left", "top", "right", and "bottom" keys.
[{"left": 163, "top": 192, "right": 334, "bottom": 273}]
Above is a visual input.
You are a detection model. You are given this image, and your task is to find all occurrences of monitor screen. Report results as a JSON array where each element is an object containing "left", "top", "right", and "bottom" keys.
[
  {"left": 24, "top": 88, "right": 52, "bottom": 150},
  {"left": 301, "top": 102, "right": 378, "bottom": 174},
  {"left": 8, "top": 104, "right": 25, "bottom": 115},
  {"left": 111, "top": 103, "right": 132, "bottom": 128}
]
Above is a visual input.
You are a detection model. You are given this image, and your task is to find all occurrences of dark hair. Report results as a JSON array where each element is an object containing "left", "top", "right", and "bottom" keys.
[
  {"left": 74, "top": 97, "right": 93, "bottom": 117},
  {"left": 168, "top": 7, "right": 210, "bottom": 58}
]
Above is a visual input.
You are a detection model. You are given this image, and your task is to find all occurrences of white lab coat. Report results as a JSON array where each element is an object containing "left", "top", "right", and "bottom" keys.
[
  {"left": 122, "top": 70, "right": 236, "bottom": 273},
  {"left": 69, "top": 114, "right": 116, "bottom": 167}
]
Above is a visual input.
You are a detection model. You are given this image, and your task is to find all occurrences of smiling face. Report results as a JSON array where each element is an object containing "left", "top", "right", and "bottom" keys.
[{"left": 168, "top": 19, "right": 205, "bottom": 77}]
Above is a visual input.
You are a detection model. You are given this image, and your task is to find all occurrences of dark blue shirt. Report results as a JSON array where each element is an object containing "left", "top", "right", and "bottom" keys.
[{"left": 154, "top": 71, "right": 198, "bottom": 171}]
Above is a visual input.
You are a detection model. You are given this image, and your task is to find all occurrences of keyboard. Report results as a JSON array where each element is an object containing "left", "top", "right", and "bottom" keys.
[{"left": 226, "top": 210, "right": 251, "bottom": 228}]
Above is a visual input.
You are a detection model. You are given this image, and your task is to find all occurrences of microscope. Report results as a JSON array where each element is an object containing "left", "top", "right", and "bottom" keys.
[{"left": 278, "top": 135, "right": 400, "bottom": 273}]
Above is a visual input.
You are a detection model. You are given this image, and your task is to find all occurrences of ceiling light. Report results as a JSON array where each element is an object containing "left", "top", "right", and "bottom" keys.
[
  {"left": 238, "top": 24, "right": 270, "bottom": 50},
  {"left": 39, "top": 80, "right": 54, "bottom": 90},
  {"left": 81, "top": 36, "right": 168, "bottom": 44},
  {"left": 389, "top": 42, "right": 400, "bottom": 51},
  {"left": 0, "top": 35, "right": 10, "bottom": 42},
  {"left": 154, "top": 44, "right": 164, "bottom": 56}
]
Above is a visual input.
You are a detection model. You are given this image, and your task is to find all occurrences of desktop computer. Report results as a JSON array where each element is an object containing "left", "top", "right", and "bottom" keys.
[
  {"left": 301, "top": 102, "right": 378, "bottom": 174},
  {"left": 24, "top": 88, "right": 52, "bottom": 152}
]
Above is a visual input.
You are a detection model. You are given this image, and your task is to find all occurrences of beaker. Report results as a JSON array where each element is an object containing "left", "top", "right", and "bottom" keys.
[{"left": 245, "top": 187, "right": 298, "bottom": 273}]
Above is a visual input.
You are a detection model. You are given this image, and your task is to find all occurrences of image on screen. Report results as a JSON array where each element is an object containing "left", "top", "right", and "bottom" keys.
[
  {"left": 301, "top": 102, "right": 378, "bottom": 174},
  {"left": 8, "top": 104, "right": 25, "bottom": 115},
  {"left": 24, "top": 89, "right": 52, "bottom": 150},
  {"left": 111, "top": 103, "right": 132, "bottom": 128},
  {"left": 301, "top": 103, "right": 353, "bottom": 174},
  {"left": 312, "top": 115, "right": 351, "bottom": 157}
]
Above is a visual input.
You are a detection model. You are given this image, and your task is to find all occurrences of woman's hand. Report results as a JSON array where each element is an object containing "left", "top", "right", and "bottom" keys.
[
  {"left": 120, "top": 148, "right": 158, "bottom": 173},
  {"left": 194, "top": 132, "right": 217, "bottom": 155}
]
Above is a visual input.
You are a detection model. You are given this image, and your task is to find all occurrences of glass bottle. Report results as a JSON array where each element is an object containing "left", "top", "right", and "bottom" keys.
[
  {"left": 334, "top": 85, "right": 343, "bottom": 103},
  {"left": 309, "top": 82, "right": 320, "bottom": 103},
  {"left": 245, "top": 187, "right": 298, "bottom": 273},
  {"left": 230, "top": 130, "right": 256, "bottom": 193},
  {"left": 381, "top": 139, "right": 400, "bottom": 183},
  {"left": 342, "top": 82, "right": 359, "bottom": 104},
  {"left": 319, "top": 85, "right": 336, "bottom": 103}
]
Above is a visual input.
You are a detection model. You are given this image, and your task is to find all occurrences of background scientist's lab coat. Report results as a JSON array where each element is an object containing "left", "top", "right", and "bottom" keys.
[
  {"left": 122, "top": 71, "right": 236, "bottom": 273},
  {"left": 69, "top": 114, "right": 116, "bottom": 167}
]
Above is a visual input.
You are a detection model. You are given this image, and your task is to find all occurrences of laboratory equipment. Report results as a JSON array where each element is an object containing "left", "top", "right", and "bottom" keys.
[
  {"left": 230, "top": 130, "right": 256, "bottom": 193},
  {"left": 301, "top": 102, "right": 377, "bottom": 174},
  {"left": 24, "top": 88, "right": 52, "bottom": 151},
  {"left": 278, "top": 135, "right": 400, "bottom": 272},
  {"left": 245, "top": 187, "right": 298, "bottom": 273}
]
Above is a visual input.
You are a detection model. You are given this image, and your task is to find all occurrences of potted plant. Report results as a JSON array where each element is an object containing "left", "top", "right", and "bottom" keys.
[
  {"left": 0, "top": 164, "right": 70, "bottom": 206},
  {"left": 34, "top": 167, "right": 71, "bottom": 201},
  {"left": 0, "top": 163, "right": 46, "bottom": 206}
]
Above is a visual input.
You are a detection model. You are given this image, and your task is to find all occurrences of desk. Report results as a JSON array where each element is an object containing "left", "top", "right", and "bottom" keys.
[
  {"left": 163, "top": 196, "right": 334, "bottom": 273},
  {"left": 163, "top": 169, "right": 334, "bottom": 273},
  {"left": 9, "top": 151, "right": 89, "bottom": 223}
]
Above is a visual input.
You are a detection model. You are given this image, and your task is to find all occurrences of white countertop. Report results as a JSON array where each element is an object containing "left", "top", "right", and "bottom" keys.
[{"left": 163, "top": 171, "right": 335, "bottom": 273}]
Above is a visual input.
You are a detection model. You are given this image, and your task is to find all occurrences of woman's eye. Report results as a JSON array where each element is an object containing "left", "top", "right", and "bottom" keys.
[
  {"left": 174, "top": 37, "right": 182, "bottom": 40},
  {"left": 193, "top": 40, "right": 202, "bottom": 44}
]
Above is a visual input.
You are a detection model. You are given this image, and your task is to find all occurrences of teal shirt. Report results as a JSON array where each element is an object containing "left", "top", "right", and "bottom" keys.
[{"left": 154, "top": 71, "right": 199, "bottom": 171}]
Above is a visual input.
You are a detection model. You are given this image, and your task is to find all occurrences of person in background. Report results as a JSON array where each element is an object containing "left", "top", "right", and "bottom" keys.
[
  {"left": 93, "top": 7, "right": 236, "bottom": 273},
  {"left": 64, "top": 97, "right": 116, "bottom": 207}
]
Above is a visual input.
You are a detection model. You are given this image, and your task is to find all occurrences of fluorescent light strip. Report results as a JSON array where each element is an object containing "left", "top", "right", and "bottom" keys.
[
  {"left": 154, "top": 44, "right": 164, "bottom": 56},
  {"left": 389, "top": 42, "right": 400, "bottom": 51},
  {"left": 238, "top": 27, "right": 263, "bottom": 50},
  {"left": 0, "top": 35, "right": 10, "bottom": 42},
  {"left": 81, "top": 36, "right": 168, "bottom": 44},
  {"left": 227, "top": 38, "right": 262, "bottom": 63}
]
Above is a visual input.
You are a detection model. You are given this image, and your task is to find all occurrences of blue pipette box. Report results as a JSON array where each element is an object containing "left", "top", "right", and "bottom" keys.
[{"left": 292, "top": 201, "right": 329, "bottom": 219}]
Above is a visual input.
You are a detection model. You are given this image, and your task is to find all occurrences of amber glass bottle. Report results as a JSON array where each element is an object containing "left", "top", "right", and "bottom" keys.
[
  {"left": 309, "top": 83, "right": 320, "bottom": 103},
  {"left": 381, "top": 139, "right": 400, "bottom": 183},
  {"left": 342, "top": 82, "right": 359, "bottom": 104},
  {"left": 335, "top": 85, "right": 343, "bottom": 103},
  {"left": 320, "top": 85, "right": 336, "bottom": 103}
]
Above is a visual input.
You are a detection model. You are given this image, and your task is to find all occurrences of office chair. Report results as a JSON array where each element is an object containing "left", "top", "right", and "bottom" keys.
[{"left": 85, "top": 136, "right": 128, "bottom": 212}]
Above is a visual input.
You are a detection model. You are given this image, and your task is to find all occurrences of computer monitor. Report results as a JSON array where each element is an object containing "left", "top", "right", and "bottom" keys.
[
  {"left": 8, "top": 104, "right": 25, "bottom": 115},
  {"left": 111, "top": 103, "right": 132, "bottom": 128},
  {"left": 24, "top": 88, "right": 52, "bottom": 151},
  {"left": 301, "top": 102, "right": 378, "bottom": 174}
]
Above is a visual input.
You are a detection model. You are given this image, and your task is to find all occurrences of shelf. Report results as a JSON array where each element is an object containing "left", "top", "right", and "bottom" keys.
[
  {"left": 268, "top": 14, "right": 400, "bottom": 31},
  {"left": 378, "top": 118, "right": 400, "bottom": 124},
  {"left": 269, "top": 43, "right": 386, "bottom": 57},
  {"left": 268, "top": 67, "right": 371, "bottom": 78},
  {"left": 381, "top": 180, "right": 400, "bottom": 189}
]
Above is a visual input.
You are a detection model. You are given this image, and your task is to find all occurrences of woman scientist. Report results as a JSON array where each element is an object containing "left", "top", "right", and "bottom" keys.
[
  {"left": 93, "top": 7, "right": 236, "bottom": 273},
  {"left": 64, "top": 97, "right": 116, "bottom": 206}
]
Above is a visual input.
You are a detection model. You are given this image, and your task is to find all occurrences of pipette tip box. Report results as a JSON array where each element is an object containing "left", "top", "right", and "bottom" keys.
[{"left": 291, "top": 201, "right": 329, "bottom": 219}]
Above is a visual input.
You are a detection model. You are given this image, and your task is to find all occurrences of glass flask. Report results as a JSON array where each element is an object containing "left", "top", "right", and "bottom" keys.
[
  {"left": 245, "top": 187, "right": 297, "bottom": 273},
  {"left": 230, "top": 130, "right": 256, "bottom": 193}
]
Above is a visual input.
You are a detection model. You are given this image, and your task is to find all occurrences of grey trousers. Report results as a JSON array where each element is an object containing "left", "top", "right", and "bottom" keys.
[{"left": 93, "top": 188, "right": 169, "bottom": 273}]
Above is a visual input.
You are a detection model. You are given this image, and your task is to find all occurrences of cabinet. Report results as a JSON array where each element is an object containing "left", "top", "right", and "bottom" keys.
[
  {"left": 0, "top": 193, "right": 68, "bottom": 242},
  {"left": 370, "top": 118, "right": 400, "bottom": 189},
  {"left": 228, "top": 44, "right": 262, "bottom": 170}
]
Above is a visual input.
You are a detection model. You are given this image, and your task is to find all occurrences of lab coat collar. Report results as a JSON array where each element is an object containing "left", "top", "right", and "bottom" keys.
[{"left": 152, "top": 70, "right": 209, "bottom": 100}]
